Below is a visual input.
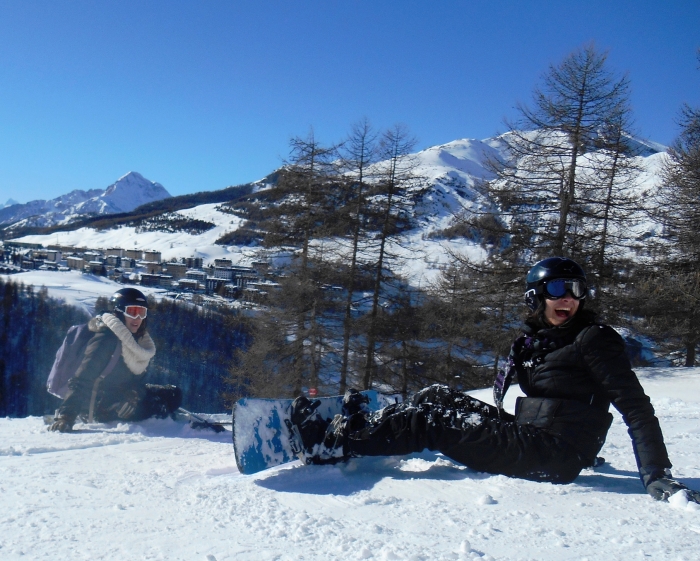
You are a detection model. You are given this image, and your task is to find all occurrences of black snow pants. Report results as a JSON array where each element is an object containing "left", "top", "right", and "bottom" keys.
[{"left": 346, "top": 385, "right": 589, "bottom": 483}]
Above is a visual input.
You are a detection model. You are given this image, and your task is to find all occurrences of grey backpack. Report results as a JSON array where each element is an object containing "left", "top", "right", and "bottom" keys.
[{"left": 46, "top": 324, "right": 94, "bottom": 399}]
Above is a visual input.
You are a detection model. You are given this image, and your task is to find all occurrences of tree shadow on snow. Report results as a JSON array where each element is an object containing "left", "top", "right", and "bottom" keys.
[{"left": 254, "top": 451, "right": 486, "bottom": 496}]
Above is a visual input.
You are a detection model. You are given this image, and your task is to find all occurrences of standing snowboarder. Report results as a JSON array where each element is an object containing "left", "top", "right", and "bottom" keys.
[
  {"left": 49, "top": 288, "right": 181, "bottom": 432},
  {"left": 289, "top": 257, "right": 700, "bottom": 504}
]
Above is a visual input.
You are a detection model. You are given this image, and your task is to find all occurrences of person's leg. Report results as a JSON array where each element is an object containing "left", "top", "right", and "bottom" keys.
[
  {"left": 348, "top": 396, "right": 585, "bottom": 484},
  {"left": 133, "top": 384, "right": 183, "bottom": 420},
  {"left": 410, "top": 384, "right": 507, "bottom": 419},
  {"left": 289, "top": 385, "right": 506, "bottom": 462},
  {"left": 438, "top": 419, "right": 585, "bottom": 483},
  {"left": 289, "top": 396, "right": 348, "bottom": 464}
]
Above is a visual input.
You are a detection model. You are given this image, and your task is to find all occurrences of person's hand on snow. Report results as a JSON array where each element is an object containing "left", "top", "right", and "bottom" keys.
[
  {"left": 642, "top": 466, "right": 700, "bottom": 503},
  {"left": 49, "top": 415, "right": 74, "bottom": 433},
  {"left": 647, "top": 477, "right": 700, "bottom": 503}
]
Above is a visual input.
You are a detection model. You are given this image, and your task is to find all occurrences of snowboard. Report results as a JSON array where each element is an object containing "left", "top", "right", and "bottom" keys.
[
  {"left": 43, "top": 408, "right": 231, "bottom": 432},
  {"left": 232, "top": 391, "right": 398, "bottom": 475}
]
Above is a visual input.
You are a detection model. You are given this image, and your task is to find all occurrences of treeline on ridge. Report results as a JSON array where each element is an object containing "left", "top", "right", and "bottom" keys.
[{"left": 0, "top": 181, "right": 257, "bottom": 240}]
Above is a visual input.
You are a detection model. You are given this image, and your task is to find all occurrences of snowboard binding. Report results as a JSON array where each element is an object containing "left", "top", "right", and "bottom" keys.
[{"left": 286, "top": 396, "right": 347, "bottom": 465}]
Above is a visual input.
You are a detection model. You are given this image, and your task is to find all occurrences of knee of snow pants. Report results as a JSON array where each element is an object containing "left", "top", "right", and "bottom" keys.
[
  {"left": 134, "top": 384, "right": 183, "bottom": 420},
  {"left": 410, "top": 385, "right": 502, "bottom": 419}
]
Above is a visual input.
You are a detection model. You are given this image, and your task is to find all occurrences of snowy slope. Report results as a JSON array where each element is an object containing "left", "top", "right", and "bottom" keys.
[
  {"left": 1, "top": 367, "right": 698, "bottom": 561},
  {"left": 0, "top": 270, "right": 167, "bottom": 316},
  {"left": 0, "top": 137, "right": 514, "bottom": 288},
  {"left": 8, "top": 134, "right": 668, "bottom": 288},
  {"left": 0, "top": 172, "right": 171, "bottom": 229},
  {"left": 11, "top": 202, "right": 252, "bottom": 267}
]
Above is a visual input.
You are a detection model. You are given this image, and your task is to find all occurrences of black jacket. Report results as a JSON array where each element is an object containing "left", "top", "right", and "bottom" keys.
[
  {"left": 58, "top": 317, "right": 146, "bottom": 422},
  {"left": 513, "top": 311, "right": 671, "bottom": 472}
]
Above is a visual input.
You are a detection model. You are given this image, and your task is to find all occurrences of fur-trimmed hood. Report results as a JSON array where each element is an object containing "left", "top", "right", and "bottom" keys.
[{"left": 89, "top": 313, "right": 156, "bottom": 375}]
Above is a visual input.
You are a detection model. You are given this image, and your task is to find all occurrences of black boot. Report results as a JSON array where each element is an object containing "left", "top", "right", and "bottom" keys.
[
  {"left": 143, "top": 384, "right": 183, "bottom": 419},
  {"left": 342, "top": 388, "right": 370, "bottom": 416},
  {"left": 288, "top": 396, "right": 348, "bottom": 465}
]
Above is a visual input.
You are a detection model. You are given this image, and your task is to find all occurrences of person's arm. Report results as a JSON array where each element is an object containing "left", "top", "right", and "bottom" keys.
[{"left": 579, "top": 325, "right": 699, "bottom": 502}]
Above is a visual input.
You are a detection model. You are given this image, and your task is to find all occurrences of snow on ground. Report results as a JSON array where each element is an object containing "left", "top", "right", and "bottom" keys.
[
  {"left": 2, "top": 368, "right": 699, "bottom": 561},
  {"left": 0, "top": 270, "right": 166, "bottom": 315}
]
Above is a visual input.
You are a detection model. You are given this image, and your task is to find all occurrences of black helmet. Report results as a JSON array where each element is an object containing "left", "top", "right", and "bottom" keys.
[
  {"left": 109, "top": 287, "right": 148, "bottom": 314},
  {"left": 524, "top": 257, "right": 587, "bottom": 311}
]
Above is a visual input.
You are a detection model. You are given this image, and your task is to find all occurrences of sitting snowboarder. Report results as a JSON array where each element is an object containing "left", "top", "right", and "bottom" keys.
[
  {"left": 49, "top": 288, "right": 182, "bottom": 432},
  {"left": 289, "top": 257, "right": 700, "bottom": 504}
]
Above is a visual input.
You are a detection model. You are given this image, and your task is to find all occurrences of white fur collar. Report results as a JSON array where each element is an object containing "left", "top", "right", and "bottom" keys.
[{"left": 98, "top": 313, "right": 156, "bottom": 375}]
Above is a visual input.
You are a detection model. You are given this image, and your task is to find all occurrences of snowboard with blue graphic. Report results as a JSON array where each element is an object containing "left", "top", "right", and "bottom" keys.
[{"left": 232, "top": 391, "right": 397, "bottom": 474}]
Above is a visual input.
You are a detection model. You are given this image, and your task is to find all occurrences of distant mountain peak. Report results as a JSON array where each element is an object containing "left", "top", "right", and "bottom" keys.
[
  {"left": 0, "top": 173, "right": 171, "bottom": 230},
  {"left": 99, "top": 172, "right": 170, "bottom": 210}
]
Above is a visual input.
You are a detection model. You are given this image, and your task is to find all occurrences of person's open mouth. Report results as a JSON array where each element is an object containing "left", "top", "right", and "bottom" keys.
[{"left": 555, "top": 307, "right": 572, "bottom": 319}]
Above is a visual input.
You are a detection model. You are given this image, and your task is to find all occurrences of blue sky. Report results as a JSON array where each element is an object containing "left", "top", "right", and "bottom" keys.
[{"left": 1, "top": 0, "right": 698, "bottom": 203}]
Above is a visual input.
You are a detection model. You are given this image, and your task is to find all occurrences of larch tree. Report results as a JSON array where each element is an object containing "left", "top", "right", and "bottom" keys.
[
  {"left": 487, "top": 44, "right": 638, "bottom": 270},
  {"left": 638, "top": 102, "right": 700, "bottom": 366},
  {"left": 361, "top": 124, "right": 419, "bottom": 389},
  {"left": 231, "top": 131, "right": 342, "bottom": 397},
  {"left": 336, "top": 119, "right": 378, "bottom": 393}
]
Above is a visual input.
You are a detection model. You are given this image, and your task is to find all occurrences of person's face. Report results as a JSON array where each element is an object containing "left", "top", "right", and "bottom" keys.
[
  {"left": 124, "top": 315, "right": 143, "bottom": 334},
  {"left": 543, "top": 293, "right": 580, "bottom": 326}
]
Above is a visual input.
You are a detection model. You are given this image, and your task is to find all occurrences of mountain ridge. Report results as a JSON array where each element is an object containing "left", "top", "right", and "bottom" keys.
[
  {"left": 0, "top": 172, "right": 171, "bottom": 231},
  {"left": 3, "top": 133, "right": 667, "bottom": 256}
]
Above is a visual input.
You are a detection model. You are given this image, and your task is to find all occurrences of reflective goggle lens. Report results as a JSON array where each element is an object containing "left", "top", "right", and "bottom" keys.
[
  {"left": 123, "top": 305, "right": 147, "bottom": 319},
  {"left": 543, "top": 279, "right": 586, "bottom": 300}
]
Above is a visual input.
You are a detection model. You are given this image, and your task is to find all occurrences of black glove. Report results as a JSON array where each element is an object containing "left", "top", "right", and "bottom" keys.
[
  {"left": 647, "top": 477, "right": 700, "bottom": 503},
  {"left": 49, "top": 415, "right": 74, "bottom": 433},
  {"left": 116, "top": 390, "right": 141, "bottom": 420}
]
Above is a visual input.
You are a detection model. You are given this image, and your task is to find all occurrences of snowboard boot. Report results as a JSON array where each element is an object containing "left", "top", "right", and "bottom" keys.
[
  {"left": 145, "top": 384, "right": 183, "bottom": 419},
  {"left": 287, "top": 396, "right": 348, "bottom": 465},
  {"left": 342, "top": 388, "right": 371, "bottom": 416},
  {"left": 341, "top": 388, "right": 372, "bottom": 433}
]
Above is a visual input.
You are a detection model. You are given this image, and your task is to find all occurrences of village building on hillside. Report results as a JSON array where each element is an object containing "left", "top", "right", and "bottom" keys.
[{"left": 1, "top": 241, "right": 272, "bottom": 305}]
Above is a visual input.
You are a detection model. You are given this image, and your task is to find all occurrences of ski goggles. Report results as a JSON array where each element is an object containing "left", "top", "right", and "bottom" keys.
[
  {"left": 542, "top": 278, "right": 587, "bottom": 300},
  {"left": 121, "top": 305, "right": 148, "bottom": 320}
]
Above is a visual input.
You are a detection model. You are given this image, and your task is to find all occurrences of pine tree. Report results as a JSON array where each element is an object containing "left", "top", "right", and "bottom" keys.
[{"left": 637, "top": 102, "right": 700, "bottom": 366}]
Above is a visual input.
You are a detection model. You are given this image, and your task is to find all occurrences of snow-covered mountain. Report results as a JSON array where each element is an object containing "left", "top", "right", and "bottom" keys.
[
  {"left": 0, "top": 172, "right": 171, "bottom": 229},
  {"left": 2, "top": 198, "right": 19, "bottom": 209},
  {"left": 7, "top": 134, "right": 667, "bottom": 288},
  {"left": 407, "top": 137, "right": 502, "bottom": 231}
]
